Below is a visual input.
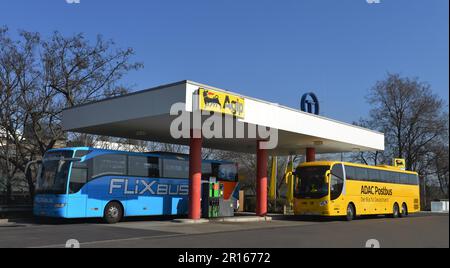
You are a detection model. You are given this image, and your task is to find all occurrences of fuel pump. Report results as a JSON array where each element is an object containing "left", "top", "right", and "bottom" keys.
[{"left": 201, "top": 178, "right": 223, "bottom": 218}]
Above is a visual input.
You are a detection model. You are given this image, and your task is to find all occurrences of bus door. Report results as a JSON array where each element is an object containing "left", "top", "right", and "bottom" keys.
[
  {"left": 66, "top": 161, "right": 89, "bottom": 218},
  {"left": 329, "top": 163, "right": 346, "bottom": 214}
]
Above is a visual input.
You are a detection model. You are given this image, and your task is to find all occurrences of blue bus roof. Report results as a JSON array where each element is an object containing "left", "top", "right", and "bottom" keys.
[{"left": 47, "top": 147, "right": 235, "bottom": 164}]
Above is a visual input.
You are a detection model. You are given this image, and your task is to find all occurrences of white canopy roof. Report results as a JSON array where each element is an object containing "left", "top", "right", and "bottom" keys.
[{"left": 62, "top": 80, "right": 384, "bottom": 155}]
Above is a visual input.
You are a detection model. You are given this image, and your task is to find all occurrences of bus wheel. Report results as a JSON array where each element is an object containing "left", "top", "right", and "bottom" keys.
[
  {"left": 104, "top": 202, "right": 123, "bottom": 224},
  {"left": 400, "top": 203, "right": 408, "bottom": 218},
  {"left": 346, "top": 204, "right": 356, "bottom": 221},
  {"left": 392, "top": 203, "right": 400, "bottom": 219}
]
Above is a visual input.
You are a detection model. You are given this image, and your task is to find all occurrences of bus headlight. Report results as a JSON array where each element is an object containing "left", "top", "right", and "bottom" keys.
[
  {"left": 319, "top": 201, "right": 328, "bottom": 207},
  {"left": 54, "top": 203, "right": 66, "bottom": 208}
]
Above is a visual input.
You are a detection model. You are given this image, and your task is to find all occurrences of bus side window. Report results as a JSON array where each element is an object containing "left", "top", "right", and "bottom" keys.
[
  {"left": 400, "top": 173, "right": 409, "bottom": 185},
  {"left": 74, "top": 150, "right": 92, "bottom": 158},
  {"left": 162, "top": 158, "right": 189, "bottom": 179},
  {"left": 217, "top": 163, "right": 238, "bottom": 182},
  {"left": 379, "top": 171, "right": 386, "bottom": 183},
  {"left": 368, "top": 169, "right": 380, "bottom": 183},
  {"left": 128, "top": 156, "right": 160, "bottom": 178},
  {"left": 345, "top": 166, "right": 356, "bottom": 180},
  {"left": 69, "top": 163, "right": 88, "bottom": 194},
  {"left": 92, "top": 154, "right": 127, "bottom": 179},
  {"left": 211, "top": 163, "right": 220, "bottom": 180},
  {"left": 355, "top": 167, "right": 368, "bottom": 181},
  {"left": 382, "top": 171, "right": 392, "bottom": 183},
  {"left": 408, "top": 174, "right": 419, "bottom": 185},
  {"left": 390, "top": 172, "right": 399, "bottom": 184},
  {"left": 202, "top": 163, "right": 213, "bottom": 180},
  {"left": 147, "top": 157, "right": 160, "bottom": 177}
]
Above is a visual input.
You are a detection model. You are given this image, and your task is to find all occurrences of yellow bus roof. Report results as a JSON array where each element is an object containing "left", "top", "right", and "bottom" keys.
[{"left": 298, "top": 161, "right": 418, "bottom": 175}]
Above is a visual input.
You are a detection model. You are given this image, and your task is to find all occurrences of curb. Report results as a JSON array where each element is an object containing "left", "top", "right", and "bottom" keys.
[
  {"left": 172, "top": 218, "right": 210, "bottom": 224},
  {"left": 213, "top": 216, "right": 273, "bottom": 223},
  {"left": 419, "top": 211, "right": 449, "bottom": 215},
  {"left": 172, "top": 216, "right": 274, "bottom": 224},
  {"left": 0, "top": 217, "right": 32, "bottom": 223}
]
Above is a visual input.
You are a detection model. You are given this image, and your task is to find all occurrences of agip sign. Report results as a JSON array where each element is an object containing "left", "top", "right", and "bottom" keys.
[{"left": 198, "top": 88, "right": 245, "bottom": 119}]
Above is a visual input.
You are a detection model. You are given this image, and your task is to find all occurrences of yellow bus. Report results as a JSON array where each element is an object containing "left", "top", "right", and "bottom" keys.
[{"left": 293, "top": 161, "right": 420, "bottom": 221}]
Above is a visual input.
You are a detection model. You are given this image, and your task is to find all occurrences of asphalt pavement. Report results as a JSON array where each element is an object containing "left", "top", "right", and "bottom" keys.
[{"left": 0, "top": 212, "right": 447, "bottom": 248}]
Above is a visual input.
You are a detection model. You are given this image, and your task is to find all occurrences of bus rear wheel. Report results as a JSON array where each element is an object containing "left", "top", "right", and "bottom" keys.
[
  {"left": 104, "top": 202, "right": 123, "bottom": 224},
  {"left": 392, "top": 203, "right": 400, "bottom": 219},
  {"left": 346, "top": 204, "right": 356, "bottom": 221},
  {"left": 400, "top": 203, "right": 408, "bottom": 218}
]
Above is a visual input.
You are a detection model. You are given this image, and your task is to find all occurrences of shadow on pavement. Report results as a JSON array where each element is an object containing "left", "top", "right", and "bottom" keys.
[
  {"left": 272, "top": 214, "right": 397, "bottom": 222},
  {"left": 6, "top": 212, "right": 440, "bottom": 226},
  {"left": 10, "top": 215, "right": 186, "bottom": 226}
]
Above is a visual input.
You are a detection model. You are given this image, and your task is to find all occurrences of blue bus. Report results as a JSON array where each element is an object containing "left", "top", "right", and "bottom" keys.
[{"left": 33, "top": 147, "right": 240, "bottom": 223}]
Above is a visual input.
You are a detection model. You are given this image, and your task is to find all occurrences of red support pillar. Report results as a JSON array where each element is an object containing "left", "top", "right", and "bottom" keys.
[
  {"left": 256, "top": 141, "right": 268, "bottom": 217},
  {"left": 306, "top": 147, "right": 316, "bottom": 162},
  {"left": 189, "top": 129, "right": 202, "bottom": 220}
]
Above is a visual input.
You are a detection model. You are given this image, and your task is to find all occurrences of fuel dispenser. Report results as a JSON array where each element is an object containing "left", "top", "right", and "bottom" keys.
[{"left": 201, "top": 178, "right": 223, "bottom": 218}]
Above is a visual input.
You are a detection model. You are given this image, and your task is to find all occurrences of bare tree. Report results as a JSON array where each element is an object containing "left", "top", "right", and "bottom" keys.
[
  {"left": 212, "top": 150, "right": 258, "bottom": 194},
  {"left": 366, "top": 74, "right": 447, "bottom": 169},
  {"left": 351, "top": 119, "right": 387, "bottom": 166},
  {"left": 0, "top": 27, "right": 143, "bottom": 200},
  {"left": 423, "top": 118, "right": 449, "bottom": 198},
  {"left": 355, "top": 73, "right": 449, "bottom": 205},
  {"left": 0, "top": 133, "right": 20, "bottom": 204}
]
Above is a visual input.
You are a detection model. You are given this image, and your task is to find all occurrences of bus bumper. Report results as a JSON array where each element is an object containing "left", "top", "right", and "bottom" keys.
[
  {"left": 294, "top": 198, "right": 331, "bottom": 216},
  {"left": 33, "top": 195, "right": 68, "bottom": 218}
]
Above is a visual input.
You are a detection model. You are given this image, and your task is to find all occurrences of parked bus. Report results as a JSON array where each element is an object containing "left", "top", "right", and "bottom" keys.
[
  {"left": 33, "top": 147, "right": 239, "bottom": 223},
  {"left": 293, "top": 161, "right": 420, "bottom": 221}
]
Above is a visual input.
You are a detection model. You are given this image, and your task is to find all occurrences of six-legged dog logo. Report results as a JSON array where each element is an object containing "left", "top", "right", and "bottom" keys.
[{"left": 203, "top": 90, "right": 221, "bottom": 108}]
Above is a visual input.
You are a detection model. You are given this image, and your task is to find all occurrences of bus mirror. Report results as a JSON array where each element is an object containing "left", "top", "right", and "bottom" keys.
[
  {"left": 25, "top": 160, "right": 42, "bottom": 176},
  {"left": 325, "top": 170, "right": 330, "bottom": 184},
  {"left": 284, "top": 171, "right": 293, "bottom": 180}
]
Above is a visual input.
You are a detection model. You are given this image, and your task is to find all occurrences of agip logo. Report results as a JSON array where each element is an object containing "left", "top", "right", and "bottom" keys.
[
  {"left": 199, "top": 88, "right": 245, "bottom": 119},
  {"left": 393, "top": 158, "right": 406, "bottom": 170}
]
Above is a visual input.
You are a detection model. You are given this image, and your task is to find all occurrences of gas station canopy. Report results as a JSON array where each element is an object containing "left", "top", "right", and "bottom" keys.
[{"left": 62, "top": 80, "right": 384, "bottom": 155}]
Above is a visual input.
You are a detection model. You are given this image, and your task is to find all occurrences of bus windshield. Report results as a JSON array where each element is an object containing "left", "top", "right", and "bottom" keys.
[
  {"left": 295, "top": 166, "right": 330, "bottom": 199},
  {"left": 36, "top": 151, "right": 73, "bottom": 195}
]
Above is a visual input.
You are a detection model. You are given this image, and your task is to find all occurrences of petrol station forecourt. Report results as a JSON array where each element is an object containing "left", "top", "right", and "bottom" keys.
[{"left": 62, "top": 80, "right": 385, "bottom": 220}]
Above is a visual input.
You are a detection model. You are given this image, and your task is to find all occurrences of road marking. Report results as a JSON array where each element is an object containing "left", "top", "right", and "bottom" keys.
[
  {"left": 31, "top": 233, "right": 183, "bottom": 248},
  {"left": 30, "top": 221, "right": 335, "bottom": 248},
  {"left": 17, "top": 215, "right": 449, "bottom": 248}
]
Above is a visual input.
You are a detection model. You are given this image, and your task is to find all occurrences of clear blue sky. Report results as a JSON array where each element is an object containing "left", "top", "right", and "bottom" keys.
[{"left": 1, "top": 0, "right": 448, "bottom": 123}]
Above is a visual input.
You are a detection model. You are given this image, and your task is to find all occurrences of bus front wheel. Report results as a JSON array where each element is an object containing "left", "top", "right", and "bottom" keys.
[
  {"left": 104, "top": 202, "right": 123, "bottom": 224},
  {"left": 346, "top": 204, "right": 356, "bottom": 221},
  {"left": 392, "top": 203, "right": 400, "bottom": 219}
]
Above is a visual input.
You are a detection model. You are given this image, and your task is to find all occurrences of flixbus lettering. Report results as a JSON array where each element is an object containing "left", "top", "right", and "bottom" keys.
[{"left": 109, "top": 178, "right": 189, "bottom": 196}]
